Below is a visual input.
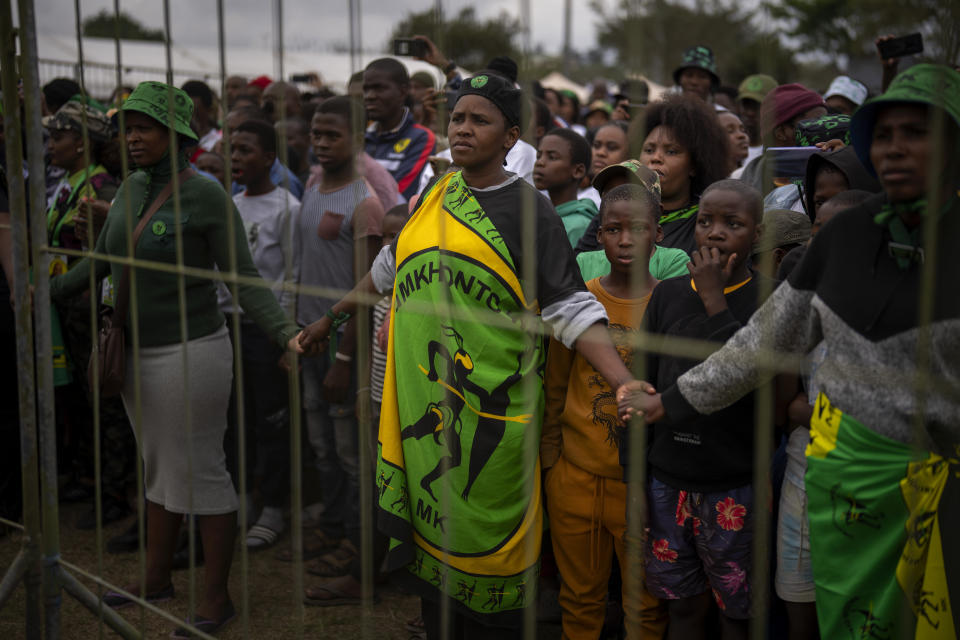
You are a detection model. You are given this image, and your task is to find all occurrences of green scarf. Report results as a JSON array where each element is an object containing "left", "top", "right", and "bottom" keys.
[
  {"left": 377, "top": 171, "right": 544, "bottom": 622},
  {"left": 874, "top": 200, "right": 927, "bottom": 270},
  {"left": 658, "top": 202, "right": 699, "bottom": 225}
]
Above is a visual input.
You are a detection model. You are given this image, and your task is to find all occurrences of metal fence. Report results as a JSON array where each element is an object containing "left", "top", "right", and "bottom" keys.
[{"left": 0, "top": 0, "right": 954, "bottom": 639}]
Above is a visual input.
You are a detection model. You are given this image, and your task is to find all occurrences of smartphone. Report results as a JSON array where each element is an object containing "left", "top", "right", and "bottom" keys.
[
  {"left": 877, "top": 33, "right": 923, "bottom": 60},
  {"left": 393, "top": 38, "right": 427, "bottom": 58}
]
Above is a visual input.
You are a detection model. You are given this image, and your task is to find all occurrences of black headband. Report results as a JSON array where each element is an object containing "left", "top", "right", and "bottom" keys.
[{"left": 456, "top": 73, "right": 522, "bottom": 129}]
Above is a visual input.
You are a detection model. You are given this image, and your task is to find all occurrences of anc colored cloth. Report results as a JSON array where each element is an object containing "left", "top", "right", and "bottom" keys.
[
  {"left": 376, "top": 171, "right": 544, "bottom": 625},
  {"left": 576, "top": 245, "right": 691, "bottom": 282},
  {"left": 49, "top": 150, "right": 298, "bottom": 348},
  {"left": 555, "top": 198, "right": 598, "bottom": 248},
  {"left": 805, "top": 392, "right": 956, "bottom": 639},
  {"left": 546, "top": 454, "right": 666, "bottom": 639}
]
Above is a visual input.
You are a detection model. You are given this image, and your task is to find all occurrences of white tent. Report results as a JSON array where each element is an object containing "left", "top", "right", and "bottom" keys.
[{"left": 538, "top": 71, "right": 588, "bottom": 103}]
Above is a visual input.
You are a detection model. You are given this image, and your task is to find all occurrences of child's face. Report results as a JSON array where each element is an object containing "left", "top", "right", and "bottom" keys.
[
  {"left": 641, "top": 126, "right": 693, "bottom": 202},
  {"left": 381, "top": 214, "right": 405, "bottom": 247},
  {"left": 196, "top": 152, "right": 226, "bottom": 185},
  {"left": 812, "top": 201, "right": 842, "bottom": 236},
  {"left": 695, "top": 189, "right": 760, "bottom": 271},
  {"left": 229, "top": 132, "right": 270, "bottom": 185},
  {"left": 311, "top": 112, "right": 355, "bottom": 173},
  {"left": 448, "top": 95, "right": 515, "bottom": 172},
  {"left": 812, "top": 168, "right": 848, "bottom": 214},
  {"left": 718, "top": 112, "right": 749, "bottom": 164},
  {"left": 533, "top": 134, "right": 581, "bottom": 192},
  {"left": 591, "top": 124, "right": 628, "bottom": 176},
  {"left": 598, "top": 199, "right": 661, "bottom": 278}
]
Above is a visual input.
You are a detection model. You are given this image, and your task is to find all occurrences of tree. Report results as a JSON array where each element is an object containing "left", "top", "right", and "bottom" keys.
[
  {"left": 591, "top": 0, "right": 798, "bottom": 88},
  {"left": 764, "top": 0, "right": 959, "bottom": 65},
  {"left": 388, "top": 8, "right": 521, "bottom": 72},
  {"left": 82, "top": 9, "right": 165, "bottom": 42}
]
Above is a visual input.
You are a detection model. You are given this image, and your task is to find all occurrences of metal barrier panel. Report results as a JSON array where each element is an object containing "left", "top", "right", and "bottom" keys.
[{"left": 0, "top": 1, "right": 954, "bottom": 639}]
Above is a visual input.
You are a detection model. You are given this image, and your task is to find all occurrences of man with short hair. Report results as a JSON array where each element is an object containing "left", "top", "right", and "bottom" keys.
[
  {"left": 362, "top": 58, "right": 436, "bottom": 201},
  {"left": 261, "top": 81, "right": 302, "bottom": 124}
]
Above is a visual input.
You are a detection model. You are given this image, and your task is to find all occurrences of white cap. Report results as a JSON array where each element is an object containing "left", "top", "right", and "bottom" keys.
[{"left": 824, "top": 76, "right": 868, "bottom": 107}]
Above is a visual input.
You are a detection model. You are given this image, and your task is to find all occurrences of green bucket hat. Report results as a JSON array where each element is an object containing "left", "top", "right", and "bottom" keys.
[
  {"left": 673, "top": 46, "right": 720, "bottom": 88},
  {"left": 851, "top": 64, "right": 960, "bottom": 177},
  {"left": 592, "top": 159, "right": 661, "bottom": 201},
  {"left": 42, "top": 100, "right": 114, "bottom": 142},
  {"left": 121, "top": 81, "right": 198, "bottom": 141}
]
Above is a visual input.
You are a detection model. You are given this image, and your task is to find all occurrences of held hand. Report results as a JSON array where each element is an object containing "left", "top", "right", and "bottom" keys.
[
  {"left": 413, "top": 35, "right": 448, "bottom": 70},
  {"left": 322, "top": 358, "right": 351, "bottom": 404},
  {"left": 74, "top": 197, "right": 110, "bottom": 247},
  {"left": 376, "top": 315, "right": 389, "bottom": 352},
  {"left": 616, "top": 380, "right": 664, "bottom": 423},
  {"left": 875, "top": 34, "right": 900, "bottom": 70},
  {"left": 297, "top": 316, "right": 333, "bottom": 356},
  {"left": 611, "top": 99, "right": 631, "bottom": 122},
  {"left": 814, "top": 139, "right": 845, "bottom": 152}
]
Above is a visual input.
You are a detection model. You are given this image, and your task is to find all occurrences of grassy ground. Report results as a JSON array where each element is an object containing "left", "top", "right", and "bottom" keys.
[{"left": 0, "top": 502, "right": 422, "bottom": 639}]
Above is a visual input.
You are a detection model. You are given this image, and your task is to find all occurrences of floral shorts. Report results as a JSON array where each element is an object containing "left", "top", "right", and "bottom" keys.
[{"left": 644, "top": 477, "right": 753, "bottom": 619}]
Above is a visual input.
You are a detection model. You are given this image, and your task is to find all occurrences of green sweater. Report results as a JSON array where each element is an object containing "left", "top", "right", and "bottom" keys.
[
  {"left": 575, "top": 245, "right": 691, "bottom": 282},
  {"left": 50, "top": 152, "right": 298, "bottom": 348},
  {"left": 555, "top": 198, "right": 598, "bottom": 248}
]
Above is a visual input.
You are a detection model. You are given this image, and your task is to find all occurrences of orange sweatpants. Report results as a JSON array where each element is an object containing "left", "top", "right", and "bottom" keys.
[{"left": 546, "top": 454, "right": 667, "bottom": 639}]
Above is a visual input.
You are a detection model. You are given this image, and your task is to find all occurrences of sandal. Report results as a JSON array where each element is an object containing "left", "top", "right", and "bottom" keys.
[
  {"left": 303, "top": 576, "right": 379, "bottom": 607},
  {"left": 275, "top": 529, "right": 342, "bottom": 562},
  {"left": 245, "top": 524, "right": 282, "bottom": 551},
  {"left": 102, "top": 583, "right": 175, "bottom": 610},
  {"left": 306, "top": 539, "right": 358, "bottom": 577},
  {"left": 170, "top": 602, "right": 236, "bottom": 638}
]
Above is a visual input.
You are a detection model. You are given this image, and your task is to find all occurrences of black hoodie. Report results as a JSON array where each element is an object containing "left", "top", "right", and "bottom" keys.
[{"left": 803, "top": 146, "right": 881, "bottom": 221}]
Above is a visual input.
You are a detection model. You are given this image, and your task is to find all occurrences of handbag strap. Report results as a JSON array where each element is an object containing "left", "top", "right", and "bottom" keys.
[{"left": 112, "top": 167, "right": 195, "bottom": 325}]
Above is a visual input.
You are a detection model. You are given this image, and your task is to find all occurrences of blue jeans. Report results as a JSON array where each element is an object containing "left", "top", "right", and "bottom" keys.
[{"left": 301, "top": 353, "right": 359, "bottom": 539}]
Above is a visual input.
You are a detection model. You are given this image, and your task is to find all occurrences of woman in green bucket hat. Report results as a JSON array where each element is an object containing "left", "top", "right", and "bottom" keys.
[
  {"left": 619, "top": 63, "right": 960, "bottom": 639},
  {"left": 50, "top": 81, "right": 300, "bottom": 637}
]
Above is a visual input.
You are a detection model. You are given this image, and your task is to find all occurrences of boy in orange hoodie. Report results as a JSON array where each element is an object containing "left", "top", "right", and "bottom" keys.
[{"left": 541, "top": 183, "right": 667, "bottom": 639}]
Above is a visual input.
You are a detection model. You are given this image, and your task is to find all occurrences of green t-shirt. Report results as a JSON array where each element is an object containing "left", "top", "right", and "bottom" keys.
[
  {"left": 555, "top": 198, "right": 598, "bottom": 248},
  {"left": 576, "top": 245, "right": 690, "bottom": 282}
]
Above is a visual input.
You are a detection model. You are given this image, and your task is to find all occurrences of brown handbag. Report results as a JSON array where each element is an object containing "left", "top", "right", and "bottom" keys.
[{"left": 88, "top": 168, "right": 194, "bottom": 397}]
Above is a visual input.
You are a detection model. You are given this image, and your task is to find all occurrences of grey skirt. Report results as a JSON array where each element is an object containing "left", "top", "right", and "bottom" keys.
[{"left": 121, "top": 325, "right": 238, "bottom": 515}]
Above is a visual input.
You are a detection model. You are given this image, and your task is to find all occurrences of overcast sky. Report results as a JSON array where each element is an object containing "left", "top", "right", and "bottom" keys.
[{"left": 33, "top": 0, "right": 602, "bottom": 56}]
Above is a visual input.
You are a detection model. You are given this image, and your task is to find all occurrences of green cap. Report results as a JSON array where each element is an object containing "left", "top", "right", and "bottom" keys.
[
  {"left": 121, "top": 81, "right": 198, "bottom": 141},
  {"left": 673, "top": 46, "right": 720, "bottom": 88},
  {"left": 851, "top": 63, "right": 960, "bottom": 177},
  {"left": 592, "top": 159, "right": 661, "bottom": 201},
  {"left": 753, "top": 209, "right": 811, "bottom": 254},
  {"left": 737, "top": 74, "right": 778, "bottom": 104}
]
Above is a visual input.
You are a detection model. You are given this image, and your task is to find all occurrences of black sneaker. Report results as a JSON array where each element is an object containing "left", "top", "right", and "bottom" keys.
[
  {"left": 76, "top": 497, "right": 132, "bottom": 531},
  {"left": 106, "top": 519, "right": 144, "bottom": 554}
]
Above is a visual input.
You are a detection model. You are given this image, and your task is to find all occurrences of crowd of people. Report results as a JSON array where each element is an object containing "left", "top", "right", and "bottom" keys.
[{"left": 0, "top": 30, "right": 957, "bottom": 640}]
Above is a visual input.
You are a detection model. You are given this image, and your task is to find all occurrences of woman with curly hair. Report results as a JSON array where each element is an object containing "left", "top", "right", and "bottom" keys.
[{"left": 632, "top": 94, "right": 730, "bottom": 254}]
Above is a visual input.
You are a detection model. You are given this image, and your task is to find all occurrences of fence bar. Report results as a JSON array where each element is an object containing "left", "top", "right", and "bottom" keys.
[
  {"left": 16, "top": 0, "right": 65, "bottom": 636},
  {"left": 0, "top": 551, "right": 28, "bottom": 610},
  {"left": 57, "top": 567, "right": 141, "bottom": 640},
  {"left": 0, "top": 1, "right": 44, "bottom": 637}
]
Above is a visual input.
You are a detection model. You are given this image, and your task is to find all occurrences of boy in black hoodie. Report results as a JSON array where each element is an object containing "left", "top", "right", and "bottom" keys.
[{"left": 625, "top": 179, "right": 769, "bottom": 639}]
